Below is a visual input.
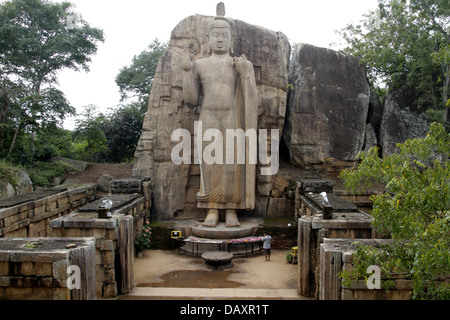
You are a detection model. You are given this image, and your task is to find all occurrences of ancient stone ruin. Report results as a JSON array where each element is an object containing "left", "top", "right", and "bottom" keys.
[{"left": 0, "top": 2, "right": 437, "bottom": 301}]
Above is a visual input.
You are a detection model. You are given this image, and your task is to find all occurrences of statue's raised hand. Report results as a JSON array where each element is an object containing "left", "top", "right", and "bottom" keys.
[{"left": 234, "top": 54, "right": 252, "bottom": 76}]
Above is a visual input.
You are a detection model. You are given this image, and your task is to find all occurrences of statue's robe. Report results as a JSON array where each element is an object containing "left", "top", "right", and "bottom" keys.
[{"left": 195, "top": 56, "right": 258, "bottom": 210}]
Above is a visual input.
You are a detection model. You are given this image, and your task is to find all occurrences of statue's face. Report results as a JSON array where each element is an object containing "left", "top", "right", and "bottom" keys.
[{"left": 209, "top": 27, "right": 232, "bottom": 54}]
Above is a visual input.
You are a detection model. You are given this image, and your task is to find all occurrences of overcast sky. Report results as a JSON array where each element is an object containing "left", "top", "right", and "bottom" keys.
[{"left": 55, "top": 0, "right": 379, "bottom": 129}]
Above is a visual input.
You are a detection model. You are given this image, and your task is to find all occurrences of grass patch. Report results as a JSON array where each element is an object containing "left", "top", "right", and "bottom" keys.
[
  {"left": 0, "top": 160, "right": 20, "bottom": 188},
  {"left": 26, "top": 160, "right": 78, "bottom": 187},
  {"left": 263, "top": 216, "right": 295, "bottom": 227}
]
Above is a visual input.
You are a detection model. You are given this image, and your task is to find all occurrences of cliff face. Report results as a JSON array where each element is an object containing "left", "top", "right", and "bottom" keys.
[
  {"left": 133, "top": 15, "right": 431, "bottom": 220},
  {"left": 283, "top": 43, "right": 370, "bottom": 168}
]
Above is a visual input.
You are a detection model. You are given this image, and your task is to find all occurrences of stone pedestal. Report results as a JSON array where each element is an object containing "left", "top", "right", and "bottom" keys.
[
  {"left": 297, "top": 211, "right": 373, "bottom": 299},
  {"left": 0, "top": 237, "right": 96, "bottom": 300},
  {"left": 191, "top": 222, "right": 257, "bottom": 240}
]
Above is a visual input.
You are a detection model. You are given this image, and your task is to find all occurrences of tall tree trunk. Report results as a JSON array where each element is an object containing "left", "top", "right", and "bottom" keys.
[
  {"left": 7, "top": 122, "right": 20, "bottom": 158},
  {"left": 443, "top": 70, "right": 449, "bottom": 123}
]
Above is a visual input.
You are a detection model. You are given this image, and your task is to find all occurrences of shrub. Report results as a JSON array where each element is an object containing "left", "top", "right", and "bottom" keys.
[
  {"left": 26, "top": 160, "right": 77, "bottom": 187},
  {"left": 339, "top": 123, "right": 450, "bottom": 299},
  {"left": 135, "top": 221, "right": 152, "bottom": 253},
  {"left": 0, "top": 160, "right": 20, "bottom": 188}
]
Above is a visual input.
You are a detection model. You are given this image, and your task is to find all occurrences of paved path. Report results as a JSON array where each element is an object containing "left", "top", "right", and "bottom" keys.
[
  {"left": 115, "top": 249, "right": 311, "bottom": 300},
  {"left": 123, "top": 287, "right": 308, "bottom": 300}
]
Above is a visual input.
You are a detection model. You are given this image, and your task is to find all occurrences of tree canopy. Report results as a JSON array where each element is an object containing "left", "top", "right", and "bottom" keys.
[
  {"left": 0, "top": 0, "right": 104, "bottom": 163},
  {"left": 115, "top": 39, "right": 167, "bottom": 108},
  {"left": 337, "top": 0, "right": 449, "bottom": 123}
]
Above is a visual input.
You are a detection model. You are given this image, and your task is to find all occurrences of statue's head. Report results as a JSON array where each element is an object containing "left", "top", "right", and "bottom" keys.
[{"left": 208, "top": 2, "right": 234, "bottom": 54}]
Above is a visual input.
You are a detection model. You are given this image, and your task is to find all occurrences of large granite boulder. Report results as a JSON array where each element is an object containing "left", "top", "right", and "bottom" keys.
[
  {"left": 133, "top": 14, "right": 290, "bottom": 220},
  {"left": 379, "top": 87, "right": 431, "bottom": 158},
  {"left": 283, "top": 43, "right": 370, "bottom": 167},
  {"left": 0, "top": 169, "right": 33, "bottom": 200}
]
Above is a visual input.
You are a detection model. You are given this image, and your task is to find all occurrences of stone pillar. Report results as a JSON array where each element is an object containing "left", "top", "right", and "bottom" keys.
[
  {"left": 297, "top": 212, "right": 373, "bottom": 299},
  {"left": 118, "top": 215, "right": 134, "bottom": 293},
  {"left": 319, "top": 242, "right": 342, "bottom": 300}
]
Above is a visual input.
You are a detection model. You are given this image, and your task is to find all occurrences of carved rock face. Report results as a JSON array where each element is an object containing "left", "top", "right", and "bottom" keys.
[
  {"left": 283, "top": 43, "right": 370, "bottom": 167},
  {"left": 209, "top": 27, "right": 232, "bottom": 54},
  {"left": 133, "top": 14, "right": 290, "bottom": 220}
]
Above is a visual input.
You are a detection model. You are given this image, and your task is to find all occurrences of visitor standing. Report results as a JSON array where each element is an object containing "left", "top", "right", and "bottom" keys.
[{"left": 261, "top": 233, "right": 272, "bottom": 261}]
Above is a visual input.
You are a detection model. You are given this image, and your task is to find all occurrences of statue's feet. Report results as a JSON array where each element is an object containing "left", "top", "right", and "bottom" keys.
[
  {"left": 226, "top": 210, "right": 240, "bottom": 228},
  {"left": 202, "top": 209, "right": 219, "bottom": 228}
]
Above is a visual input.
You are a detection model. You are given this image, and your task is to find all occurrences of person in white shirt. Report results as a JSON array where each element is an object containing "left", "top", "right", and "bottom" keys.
[{"left": 261, "top": 233, "right": 272, "bottom": 261}]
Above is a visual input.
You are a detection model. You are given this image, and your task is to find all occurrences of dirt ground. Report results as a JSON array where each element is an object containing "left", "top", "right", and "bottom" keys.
[
  {"left": 134, "top": 249, "right": 298, "bottom": 290},
  {"left": 61, "top": 162, "right": 133, "bottom": 184},
  {"left": 60, "top": 157, "right": 346, "bottom": 189}
]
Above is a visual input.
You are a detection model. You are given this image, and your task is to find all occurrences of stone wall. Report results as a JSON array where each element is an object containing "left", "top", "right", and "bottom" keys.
[
  {"left": 50, "top": 194, "right": 149, "bottom": 298},
  {"left": 334, "top": 190, "right": 374, "bottom": 214},
  {"left": 0, "top": 185, "right": 97, "bottom": 239},
  {"left": 0, "top": 178, "right": 151, "bottom": 300},
  {"left": 319, "top": 238, "right": 413, "bottom": 300},
  {"left": 0, "top": 237, "right": 96, "bottom": 300},
  {"left": 295, "top": 179, "right": 374, "bottom": 299}
]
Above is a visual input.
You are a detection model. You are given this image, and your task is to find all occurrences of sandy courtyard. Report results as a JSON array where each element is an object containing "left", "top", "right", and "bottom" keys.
[{"left": 133, "top": 249, "right": 298, "bottom": 290}]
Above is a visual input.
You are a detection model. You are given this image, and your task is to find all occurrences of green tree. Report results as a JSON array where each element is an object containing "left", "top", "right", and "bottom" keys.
[
  {"left": 102, "top": 103, "right": 144, "bottom": 163},
  {"left": 0, "top": 0, "right": 104, "bottom": 161},
  {"left": 340, "top": 122, "right": 450, "bottom": 299},
  {"left": 337, "top": 0, "right": 449, "bottom": 122},
  {"left": 115, "top": 39, "right": 167, "bottom": 108},
  {"left": 106, "top": 38, "right": 166, "bottom": 163},
  {"left": 72, "top": 105, "right": 107, "bottom": 162}
]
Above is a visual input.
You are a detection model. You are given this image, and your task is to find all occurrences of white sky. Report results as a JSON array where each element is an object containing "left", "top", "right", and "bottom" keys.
[{"left": 55, "top": 0, "right": 379, "bottom": 129}]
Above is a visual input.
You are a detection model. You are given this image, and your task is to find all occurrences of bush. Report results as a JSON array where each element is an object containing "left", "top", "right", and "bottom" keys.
[
  {"left": 26, "top": 160, "right": 77, "bottom": 187},
  {"left": 0, "top": 160, "right": 20, "bottom": 187},
  {"left": 339, "top": 123, "right": 450, "bottom": 299}
]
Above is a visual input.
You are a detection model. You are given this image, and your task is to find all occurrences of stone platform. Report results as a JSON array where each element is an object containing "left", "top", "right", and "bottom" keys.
[
  {"left": 191, "top": 222, "right": 257, "bottom": 239},
  {"left": 202, "top": 251, "right": 233, "bottom": 266},
  {"left": 158, "top": 217, "right": 265, "bottom": 256},
  {"left": 180, "top": 236, "right": 263, "bottom": 257},
  {"left": 165, "top": 217, "right": 264, "bottom": 239}
]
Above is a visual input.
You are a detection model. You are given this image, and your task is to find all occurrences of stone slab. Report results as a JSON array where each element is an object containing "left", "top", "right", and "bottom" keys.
[
  {"left": 191, "top": 223, "right": 256, "bottom": 239},
  {"left": 50, "top": 211, "right": 123, "bottom": 230},
  {"left": 297, "top": 179, "right": 334, "bottom": 194},
  {"left": 304, "top": 193, "right": 358, "bottom": 212},
  {"left": 78, "top": 194, "right": 139, "bottom": 212},
  {"left": 0, "top": 188, "right": 66, "bottom": 208},
  {"left": 202, "top": 251, "right": 233, "bottom": 265}
]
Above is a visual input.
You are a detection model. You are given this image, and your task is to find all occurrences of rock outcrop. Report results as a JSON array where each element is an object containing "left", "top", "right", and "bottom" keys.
[
  {"left": 379, "top": 87, "right": 431, "bottom": 157},
  {"left": 0, "top": 170, "right": 33, "bottom": 200},
  {"left": 133, "top": 14, "right": 290, "bottom": 219},
  {"left": 283, "top": 43, "right": 370, "bottom": 167}
]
